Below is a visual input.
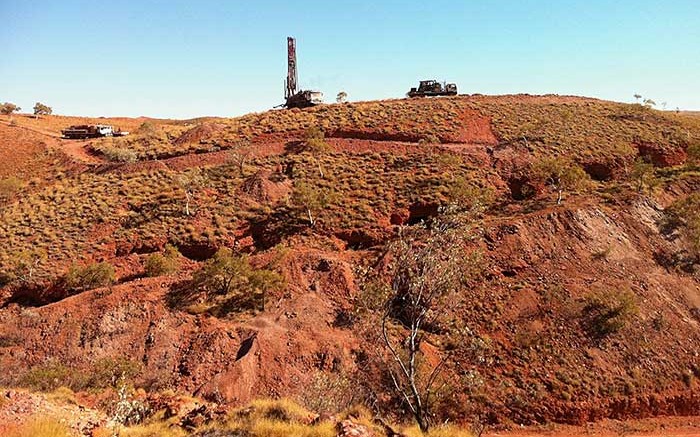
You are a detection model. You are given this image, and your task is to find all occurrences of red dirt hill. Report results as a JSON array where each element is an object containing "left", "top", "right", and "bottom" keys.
[{"left": 1, "top": 95, "right": 700, "bottom": 432}]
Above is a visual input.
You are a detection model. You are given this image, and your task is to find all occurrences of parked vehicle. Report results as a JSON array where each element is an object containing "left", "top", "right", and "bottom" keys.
[
  {"left": 407, "top": 80, "right": 458, "bottom": 98},
  {"left": 61, "top": 124, "right": 129, "bottom": 139}
]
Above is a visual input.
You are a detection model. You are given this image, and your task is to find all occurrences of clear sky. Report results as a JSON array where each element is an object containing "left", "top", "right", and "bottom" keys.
[{"left": 1, "top": 0, "right": 698, "bottom": 118}]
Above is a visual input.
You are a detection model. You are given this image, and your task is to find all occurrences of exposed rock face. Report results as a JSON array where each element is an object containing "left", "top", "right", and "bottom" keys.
[
  {"left": 0, "top": 250, "right": 362, "bottom": 406},
  {"left": 635, "top": 141, "right": 688, "bottom": 167}
]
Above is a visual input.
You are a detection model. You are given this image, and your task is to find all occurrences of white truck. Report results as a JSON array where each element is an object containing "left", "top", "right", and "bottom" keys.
[{"left": 61, "top": 124, "right": 129, "bottom": 139}]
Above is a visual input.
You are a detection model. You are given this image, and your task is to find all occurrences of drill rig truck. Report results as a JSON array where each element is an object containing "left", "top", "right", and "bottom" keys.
[{"left": 282, "top": 37, "right": 323, "bottom": 109}]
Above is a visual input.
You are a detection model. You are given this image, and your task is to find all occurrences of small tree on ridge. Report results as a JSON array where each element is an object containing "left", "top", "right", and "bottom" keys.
[
  {"left": 0, "top": 102, "right": 21, "bottom": 116},
  {"left": 33, "top": 102, "right": 52, "bottom": 116}
]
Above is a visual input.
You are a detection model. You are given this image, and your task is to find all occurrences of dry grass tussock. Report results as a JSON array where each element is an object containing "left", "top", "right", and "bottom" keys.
[
  {"left": 111, "top": 398, "right": 476, "bottom": 437},
  {"left": 5, "top": 416, "right": 72, "bottom": 437}
]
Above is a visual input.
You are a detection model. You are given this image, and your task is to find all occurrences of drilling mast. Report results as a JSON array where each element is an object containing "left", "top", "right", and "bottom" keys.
[
  {"left": 285, "top": 37, "right": 298, "bottom": 99},
  {"left": 282, "top": 36, "right": 323, "bottom": 109}
]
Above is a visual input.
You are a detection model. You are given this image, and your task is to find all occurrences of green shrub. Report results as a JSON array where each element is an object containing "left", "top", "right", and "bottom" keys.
[
  {"left": 90, "top": 356, "right": 142, "bottom": 388},
  {"left": 301, "top": 125, "right": 331, "bottom": 154},
  {"left": 630, "top": 157, "right": 657, "bottom": 193},
  {"left": 582, "top": 289, "right": 638, "bottom": 338},
  {"left": 65, "top": 262, "right": 116, "bottom": 291},
  {"left": 192, "top": 247, "right": 284, "bottom": 313},
  {"left": 530, "top": 157, "right": 590, "bottom": 204},
  {"left": 144, "top": 244, "right": 180, "bottom": 277},
  {"left": 20, "top": 361, "right": 88, "bottom": 392}
]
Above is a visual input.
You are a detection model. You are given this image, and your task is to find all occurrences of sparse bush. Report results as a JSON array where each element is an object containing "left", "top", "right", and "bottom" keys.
[
  {"left": 144, "top": 244, "right": 180, "bottom": 277},
  {"left": 91, "top": 356, "right": 142, "bottom": 388},
  {"left": 136, "top": 121, "right": 159, "bottom": 136},
  {"left": 64, "top": 261, "right": 116, "bottom": 292},
  {"left": 177, "top": 168, "right": 207, "bottom": 216},
  {"left": 101, "top": 145, "right": 138, "bottom": 163},
  {"left": 530, "top": 157, "right": 590, "bottom": 204},
  {"left": 582, "top": 289, "right": 638, "bottom": 339},
  {"left": 20, "top": 361, "right": 88, "bottom": 391},
  {"left": 302, "top": 126, "right": 331, "bottom": 154},
  {"left": 291, "top": 181, "right": 336, "bottom": 226},
  {"left": 631, "top": 157, "right": 657, "bottom": 193},
  {"left": 7, "top": 248, "right": 47, "bottom": 283},
  {"left": 5, "top": 417, "right": 71, "bottom": 437},
  {"left": 228, "top": 139, "right": 252, "bottom": 176},
  {"left": 299, "top": 371, "right": 362, "bottom": 415},
  {"left": 378, "top": 216, "right": 471, "bottom": 433},
  {"left": 192, "top": 247, "right": 284, "bottom": 313}
]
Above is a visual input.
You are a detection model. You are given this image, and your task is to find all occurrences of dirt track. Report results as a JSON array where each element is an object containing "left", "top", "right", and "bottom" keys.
[{"left": 0, "top": 118, "right": 103, "bottom": 165}]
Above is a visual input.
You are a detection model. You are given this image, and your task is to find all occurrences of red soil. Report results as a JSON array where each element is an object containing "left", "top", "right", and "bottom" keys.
[{"left": 1, "top": 95, "right": 700, "bottom": 432}]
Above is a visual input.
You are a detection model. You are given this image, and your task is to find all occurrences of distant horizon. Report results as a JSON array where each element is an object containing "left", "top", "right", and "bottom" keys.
[
  {"left": 2, "top": 93, "right": 695, "bottom": 121},
  {"left": 2, "top": 1, "right": 698, "bottom": 118}
]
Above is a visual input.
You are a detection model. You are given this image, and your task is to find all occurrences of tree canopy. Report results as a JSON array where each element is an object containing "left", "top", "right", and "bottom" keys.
[{"left": 33, "top": 102, "right": 52, "bottom": 116}]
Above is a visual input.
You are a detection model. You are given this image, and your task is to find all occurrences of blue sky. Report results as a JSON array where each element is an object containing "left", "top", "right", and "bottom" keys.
[{"left": 1, "top": 1, "right": 698, "bottom": 118}]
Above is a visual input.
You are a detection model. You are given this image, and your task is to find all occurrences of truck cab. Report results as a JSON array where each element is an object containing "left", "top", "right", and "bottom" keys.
[{"left": 95, "top": 125, "right": 114, "bottom": 136}]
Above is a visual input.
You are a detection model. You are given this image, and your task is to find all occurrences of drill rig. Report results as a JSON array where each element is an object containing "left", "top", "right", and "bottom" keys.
[{"left": 283, "top": 37, "right": 323, "bottom": 109}]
